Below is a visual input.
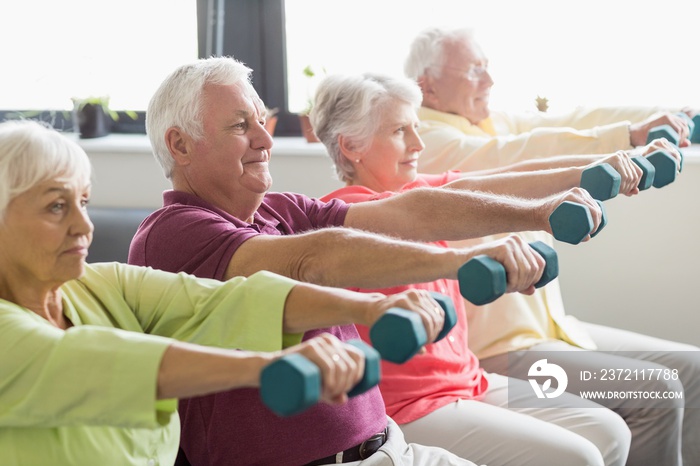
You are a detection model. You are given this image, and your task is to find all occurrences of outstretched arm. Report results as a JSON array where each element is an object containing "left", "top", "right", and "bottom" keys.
[
  {"left": 156, "top": 334, "right": 365, "bottom": 404},
  {"left": 343, "top": 186, "right": 601, "bottom": 243}
]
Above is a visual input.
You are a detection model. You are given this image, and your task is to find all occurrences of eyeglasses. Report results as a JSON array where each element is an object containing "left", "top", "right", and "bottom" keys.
[{"left": 438, "top": 64, "right": 490, "bottom": 82}]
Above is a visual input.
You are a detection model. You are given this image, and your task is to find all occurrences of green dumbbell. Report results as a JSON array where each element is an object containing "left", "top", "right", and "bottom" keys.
[
  {"left": 548, "top": 201, "right": 603, "bottom": 245},
  {"left": 692, "top": 114, "right": 700, "bottom": 144},
  {"left": 457, "top": 241, "right": 559, "bottom": 306},
  {"left": 260, "top": 339, "right": 380, "bottom": 417},
  {"left": 646, "top": 150, "right": 677, "bottom": 188},
  {"left": 631, "top": 155, "right": 656, "bottom": 191},
  {"left": 580, "top": 163, "right": 621, "bottom": 201},
  {"left": 369, "top": 292, "right": 458, "bottom": 364}
]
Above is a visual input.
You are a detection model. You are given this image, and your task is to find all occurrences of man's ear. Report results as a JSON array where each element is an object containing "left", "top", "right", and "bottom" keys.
[
  {"left": 417, "top": 74, "right": 437, "bottom": 108},
  {"left": 165, "top": 127, "right": 192, "bottom": 166}
]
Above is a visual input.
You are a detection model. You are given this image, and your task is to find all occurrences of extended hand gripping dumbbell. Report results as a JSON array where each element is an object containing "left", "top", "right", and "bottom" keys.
[
  {"left": 260, "top": 339, "right": 380, "bottom": 416},
  {"left": 368, "top": 292, "right": 458, "bottom": 364},
  {"left": 645, "top": 123, "right": 685, "bottom": 184},
  {"left": 458, "top": 240, "right": 559, "bottom": 306}
]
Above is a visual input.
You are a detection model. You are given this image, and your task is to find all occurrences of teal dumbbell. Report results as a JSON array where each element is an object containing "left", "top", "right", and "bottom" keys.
[
  {"left": 457, "top": 241, "right": 559, "bottom": 306},
  {"left": 631, "top": 156, "right": 656, "bottom": 191},
  {"left": 646, "top": 150, "right": 677, "bottom": 188},
  {"left": 369, "top": 292, "right": 458, "bottom": 364},
  {"left": 692, "top": 114, "right": 700, "bottom": 144},
  {"left": 647, "top": 124, "right": 680, "bottom": 146},
  {"left": 548, "top": 200, "right": 605, "bottom": 245},
  {"left": 260, "top": 339, "right": 380, "bottom": 417},
  {"left": 429, "top": 292, "right": 459, "bottom": 341},
  {"left": 677, "top": 113, "right": 695, "bottom": 141},
  {"left": 580, "top": 163, "right": 621, "bottom": 201},
  {"left": 590, "top": 200, "right": 607, "bottom": 238},
  {"left": 646, "top": 124, "right": 685, "bottom": 172}
]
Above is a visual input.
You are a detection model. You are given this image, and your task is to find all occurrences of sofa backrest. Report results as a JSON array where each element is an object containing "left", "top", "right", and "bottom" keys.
[{"left": 87, "top": 207, "right": 153, "bottom": 263}]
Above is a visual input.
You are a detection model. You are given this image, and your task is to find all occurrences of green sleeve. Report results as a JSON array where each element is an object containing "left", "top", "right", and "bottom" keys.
[
  {"left": 74, "top": 264, "right": 303, "bottom": 351},
  {"left": 0, "top": 307, "right": 175, "bottom": 429}
]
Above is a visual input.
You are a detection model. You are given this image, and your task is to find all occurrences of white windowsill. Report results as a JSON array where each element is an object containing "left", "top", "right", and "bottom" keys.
[
  {"left": 71, "top": 132, "right": 700, "bottom": 161},
  {"left": 71, "top": 133, "right": 330, "bottom": 158}
]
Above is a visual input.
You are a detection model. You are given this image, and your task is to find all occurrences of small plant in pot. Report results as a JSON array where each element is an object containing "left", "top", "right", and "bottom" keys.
[
  {"left": 71, "top": 96, "right": 136, "bottom": 139},
  {"left": 298, "top": 65, "right": 326, "bottom": 143}
]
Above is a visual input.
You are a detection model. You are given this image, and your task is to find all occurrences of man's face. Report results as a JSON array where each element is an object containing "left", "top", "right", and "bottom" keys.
[
  {"left": 423, "top": 36, "right": 494, "bottom": 125},
  {"left": 187, "top": 82, "right": 274, "bottom": 209}
]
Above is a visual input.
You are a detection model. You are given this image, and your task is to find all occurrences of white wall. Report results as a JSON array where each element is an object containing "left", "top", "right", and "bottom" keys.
[{"left": 82, "top": 135, "right": 700, "bottom": 346}]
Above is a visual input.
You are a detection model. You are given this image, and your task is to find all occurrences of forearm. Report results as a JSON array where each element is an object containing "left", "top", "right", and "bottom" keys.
[
  {"left": 282, "top": 282, "right": 384, "bottom": 333},
  {"left": 467, "top": 154, "right": 603, "bottom": 175},
  {"left": 157, "top": 341, "right": 272, "bottom": 399},
  {"left": 345, "top": 188, "right": 545, "bottom": 242},
  {"left": 444, "top": 166, "right": 584, "bottom": 198},
  {"left": 228, "top": 227, "right": 468, "bottom": 290}
]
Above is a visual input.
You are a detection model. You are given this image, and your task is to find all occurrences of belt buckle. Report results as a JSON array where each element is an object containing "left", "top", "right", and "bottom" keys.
[{"left": 358, "top": 429, "right": 387, "bottom": 460}]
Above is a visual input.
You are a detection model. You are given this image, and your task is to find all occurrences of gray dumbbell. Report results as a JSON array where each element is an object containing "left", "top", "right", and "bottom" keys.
[
  {"left": 457, "top": 241, "right": 559, "bottom": 306},
  {"left": 260, "top": 339, "right": 380, "bottom": 417},
  {"left": 369, "top": 292, "right": 458, "bottom": 364}
]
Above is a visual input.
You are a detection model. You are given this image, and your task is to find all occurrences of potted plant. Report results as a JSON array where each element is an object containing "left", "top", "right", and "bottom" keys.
[
  {"left": 71, "top": 96, "right": 137, "bottom": 139},
  {"left": 297, "top": 65, "right": 326, "bottom": 143}
]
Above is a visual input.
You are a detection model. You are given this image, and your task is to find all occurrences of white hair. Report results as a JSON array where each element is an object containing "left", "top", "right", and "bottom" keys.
[
  {"left": 309, "top": 73, "right": 422, "bottom": 183},
  {"left": 0, "top": 119, "right": 92, "bottom": 221},
  {"left": 146, "top": 56, "right": 263, "bottom": 179},
  {"left": 404, "top": 27, "right": 475, "bottom": 80}
]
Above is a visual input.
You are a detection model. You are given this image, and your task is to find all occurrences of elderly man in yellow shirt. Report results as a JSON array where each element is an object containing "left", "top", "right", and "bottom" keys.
[{"left": 404, "top": 26, "right": 700, "bottom": 466}]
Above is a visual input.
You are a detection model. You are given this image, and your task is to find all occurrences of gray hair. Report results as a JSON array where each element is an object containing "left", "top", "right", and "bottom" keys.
[
  {"left": 146, "top": 56, "right": 263, "bottom": 179},
  {"left": 0, "top": 119, "right": 91, "bottom": 221},
  {"left": 404, "top": 27, "right": 475, "bottom": 80},
  {"left": 309, "top": 73, "right": 422, "bottom": 183}
]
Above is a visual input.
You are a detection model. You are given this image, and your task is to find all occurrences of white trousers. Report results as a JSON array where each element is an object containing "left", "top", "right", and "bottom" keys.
[
  {"left": 479, "top": 322, "right": 700, "bottom": 466},
  {"left": 341, "top": 417, "right": 480, "bottom": 466},
  {"left": 400, "top": 371, "right": 630, "bottom": 466}
]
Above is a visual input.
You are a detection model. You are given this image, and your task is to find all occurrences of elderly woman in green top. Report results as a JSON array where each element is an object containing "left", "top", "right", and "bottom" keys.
[{"left": 0, "top": 120, "right": 442, "bottom": 466}]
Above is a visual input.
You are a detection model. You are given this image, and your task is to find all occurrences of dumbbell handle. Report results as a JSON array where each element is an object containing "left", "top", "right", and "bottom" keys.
[
  {"left": 260, "top": 339, "right": 379, "bottom": 417},
  {"left": 458, "top": 241, "right": 558, "bottom": 306}
]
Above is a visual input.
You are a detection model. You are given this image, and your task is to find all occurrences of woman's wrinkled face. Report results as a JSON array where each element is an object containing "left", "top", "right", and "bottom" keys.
[
  {"left": 0, "top": 177, "right": 93, "bottom": 287},
  {"left": 351, "top": 100, "right": 425, "bottom": 192}
]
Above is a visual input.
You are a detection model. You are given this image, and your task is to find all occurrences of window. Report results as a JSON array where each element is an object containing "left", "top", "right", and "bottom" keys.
[
  {"left": 284, "top": 0, "right": 699, "bottom": 114},
  {"left": 0, "top": 0, "right": 197, "bottom": 116}
]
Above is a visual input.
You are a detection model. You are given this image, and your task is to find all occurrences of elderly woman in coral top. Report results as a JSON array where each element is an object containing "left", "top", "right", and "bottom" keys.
[{"left": 311, "top": 72, "right": 638, "bottom": 466}]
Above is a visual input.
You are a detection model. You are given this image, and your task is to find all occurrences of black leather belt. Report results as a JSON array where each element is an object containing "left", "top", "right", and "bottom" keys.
[{"left": 304, "top": 427, "right": 388, "bottom": 465}]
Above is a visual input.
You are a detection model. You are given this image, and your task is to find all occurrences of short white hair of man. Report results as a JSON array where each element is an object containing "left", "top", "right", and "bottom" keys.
[
  {"left": 146, "top": 56, "right": 264, "bottom": 179},
  {"left": 310, "top": 73, "right": 422, "bottom": 183},
  {"left": 404, "top": 27, "right": 475, "bottom": 80},
  {"left": 0, "top": 119, "right": 92, "bottom": 221}
]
